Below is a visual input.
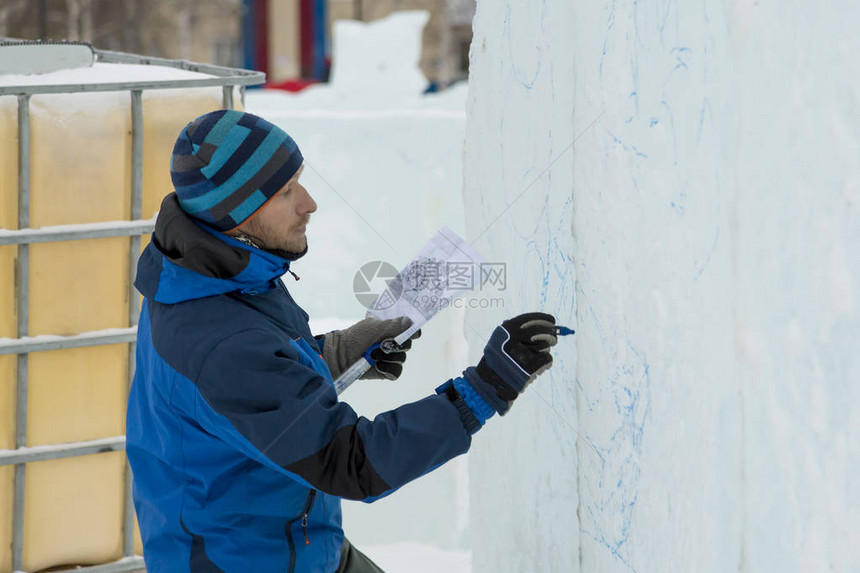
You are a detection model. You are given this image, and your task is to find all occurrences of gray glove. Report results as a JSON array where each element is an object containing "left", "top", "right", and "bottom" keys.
[{"left": 320, "top": 316, "right": 421, "bottom": 380}]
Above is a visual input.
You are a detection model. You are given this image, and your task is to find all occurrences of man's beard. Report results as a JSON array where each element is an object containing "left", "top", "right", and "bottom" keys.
[
  {"left": 266, "top": 243, "right": 308, "bottom": 261},
  {"left": 233, "top": 225, "right": 309, "bottom": 261}
]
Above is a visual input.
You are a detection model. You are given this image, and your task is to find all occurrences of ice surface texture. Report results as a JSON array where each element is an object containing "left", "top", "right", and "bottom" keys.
[{"left": 463, "top": 1, "right": 860, "bottom": 572}]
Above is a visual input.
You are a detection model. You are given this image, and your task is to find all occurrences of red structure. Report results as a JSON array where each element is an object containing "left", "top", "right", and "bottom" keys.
[{"left": 242, "top": 0, "right": 328, "bottom": 84}]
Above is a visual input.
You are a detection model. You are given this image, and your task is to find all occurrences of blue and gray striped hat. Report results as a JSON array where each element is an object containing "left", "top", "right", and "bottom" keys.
[{"left": 170, "top": 110, "right": 303, "bottom": 232}]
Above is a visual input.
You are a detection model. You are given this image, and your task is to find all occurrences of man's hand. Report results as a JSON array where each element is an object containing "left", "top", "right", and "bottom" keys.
[
  {"left": 321, "top": 316, "right": 421, "bottom": 380},
  {"left": 463, "top": 312, "right": 558, "bottom": 415}
]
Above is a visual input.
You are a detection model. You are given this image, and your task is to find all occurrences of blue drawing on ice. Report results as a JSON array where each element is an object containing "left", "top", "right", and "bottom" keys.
[
  {"left": 503, "top": 2, "right": 546, "bottom": 90},
  {"left": 575, "top": 281, "right": 651, "bottom": 572}
]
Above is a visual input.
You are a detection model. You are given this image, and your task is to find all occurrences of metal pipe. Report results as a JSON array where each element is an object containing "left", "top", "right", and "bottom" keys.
[
  {"left": 130, "top": 90, "right": 143, "bottom": 227},
  {"left": 222, "top": 85, "right": 234, "bottom": 110},
  {"left": 0, "top": 76, "right": 256, "bottom": 97},
  {"left": 0, "top": 436, "right": 127, "bottom": 466},
  {"left": 123, "top": 456, "right": 137, "bottom": 558},
  {"left": 96, "top": 48, "right": 262, "bottom": 76},
  {"left": 47, "top": 555, "right": 146, "bottom": 573},
  {"left": 16, "top": 95, "right": 30, "bottom": 229},
  {"left": 0, "top": 327, "right": 138, "bottom": 356},
  {"left": 123, "top": 89, "right": 144, "bottom": 558},
  {"left": 12, "top": 92, "right": 31, "bottom": 573},
  {"left": 0, "top": 218, "right": 156, "bottom": 246}
]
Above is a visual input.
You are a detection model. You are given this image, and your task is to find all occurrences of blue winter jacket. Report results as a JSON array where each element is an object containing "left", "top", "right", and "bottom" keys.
[{"left": 127, "top": 194, "right": 473, "bottom": 572}]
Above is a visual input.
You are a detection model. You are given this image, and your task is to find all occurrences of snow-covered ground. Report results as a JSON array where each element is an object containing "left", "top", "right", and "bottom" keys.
[{"left": 361, "top": 543, "right": 471, "bottom": 573}]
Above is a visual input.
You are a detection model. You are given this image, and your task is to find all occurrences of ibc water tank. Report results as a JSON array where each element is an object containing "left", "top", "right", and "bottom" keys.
[{"left": 0, "top": 43, "right": 262, "bottom": 573}]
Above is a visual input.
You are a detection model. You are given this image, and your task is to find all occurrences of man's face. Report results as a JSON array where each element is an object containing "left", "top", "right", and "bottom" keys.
[{"left": 234, "top": 166, "right": 317, "bottom": 257}]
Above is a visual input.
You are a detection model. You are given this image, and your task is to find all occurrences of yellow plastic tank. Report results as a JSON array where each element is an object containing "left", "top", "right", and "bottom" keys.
[
  {"left": 0, "top": 73, "right": 242, "bottom": 572},
  {"left": 1, "top": 96, "right": 18, "bottom": 573}
]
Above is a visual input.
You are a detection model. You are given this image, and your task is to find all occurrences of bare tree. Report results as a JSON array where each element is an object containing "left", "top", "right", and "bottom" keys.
[
  {"left": 65, "top": 0, "right": 79, "bottom": 39},
  {"left": 124, "top": 0, "right": 142, "bottom": 53},
  {"left": 64, "top": 0, "right": 94, "bottom": 42},
  {"left": 0, "top": 0, "right": 29, "bottom": 37},
  {"left": 80, "top": 0, "right": 92, "bottom": 42},
  {"left": 2, "top": 0, "right": 240, "bottom": 63},
  {"left": 175, "top": 0, "right": 193, "bottom": 59}
]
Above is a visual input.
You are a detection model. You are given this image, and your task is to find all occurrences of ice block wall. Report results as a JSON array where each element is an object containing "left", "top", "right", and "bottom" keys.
[{"left": 463, "top": 1, "right": 859, "bottom": 572}]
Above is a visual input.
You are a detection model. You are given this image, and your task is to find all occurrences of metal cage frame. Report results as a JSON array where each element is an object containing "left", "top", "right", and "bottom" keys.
[{"left": 0, "top": 44, "right": 265, "bottom": 573}]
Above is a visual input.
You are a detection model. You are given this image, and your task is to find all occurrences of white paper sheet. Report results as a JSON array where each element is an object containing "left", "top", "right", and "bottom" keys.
[{"left": 367, "top": 226, "right": 487, "bottom": 344}]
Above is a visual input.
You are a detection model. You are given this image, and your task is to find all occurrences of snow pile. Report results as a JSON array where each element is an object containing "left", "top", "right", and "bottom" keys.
[
  {"left": 0, "top": 62, "right": 217, "bottom": 86},
  {"left": 328, "top": 11, "right": 430, "bottom": 103}
]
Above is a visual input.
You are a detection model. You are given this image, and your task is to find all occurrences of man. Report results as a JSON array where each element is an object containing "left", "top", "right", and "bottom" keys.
[{"left": 126, "top": 110, "right": 559, "bottom": 572}]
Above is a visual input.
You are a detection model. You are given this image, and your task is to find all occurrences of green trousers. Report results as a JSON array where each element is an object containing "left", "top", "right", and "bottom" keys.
[{"left": 336, "top": 539, "right": 386, "bottom": 573}]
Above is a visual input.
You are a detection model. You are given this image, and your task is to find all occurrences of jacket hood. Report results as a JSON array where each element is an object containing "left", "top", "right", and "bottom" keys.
[{"left": 135, "top": 193, "right": 291, "bottom": 304}]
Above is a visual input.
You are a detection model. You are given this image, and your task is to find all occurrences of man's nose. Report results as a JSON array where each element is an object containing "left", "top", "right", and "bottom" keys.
[{"left": 296, "top": 184, "right": 317, "bottom": 214}]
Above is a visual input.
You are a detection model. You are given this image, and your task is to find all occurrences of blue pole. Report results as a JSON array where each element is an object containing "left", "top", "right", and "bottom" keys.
[
  {"left": 242, "top": 0, "right": 256, "bottom": 71},
  {"left": 312, "top": 0, "right": 328, "bottom": 79}
]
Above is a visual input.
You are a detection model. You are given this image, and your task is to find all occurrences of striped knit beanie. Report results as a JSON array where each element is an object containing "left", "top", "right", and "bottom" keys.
[{"left": 170, "top": 110, "right": 303, "bottom": 232}]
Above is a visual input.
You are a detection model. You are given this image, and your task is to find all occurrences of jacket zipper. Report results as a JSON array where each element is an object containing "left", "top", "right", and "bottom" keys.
[
  {"left": 301, "top": 489, "right": 316, "bottom": 546},
  {"left": 285, "top": 489, "right": 317, "bottom": 573}
]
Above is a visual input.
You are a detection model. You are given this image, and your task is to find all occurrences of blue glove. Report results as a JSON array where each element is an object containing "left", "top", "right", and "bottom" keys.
[
  {"left": 466, "top": 312, "right": 558, "bottom": 415},
  {"left": 438, "top": 313, "right": 559, "bottom": 433}
]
